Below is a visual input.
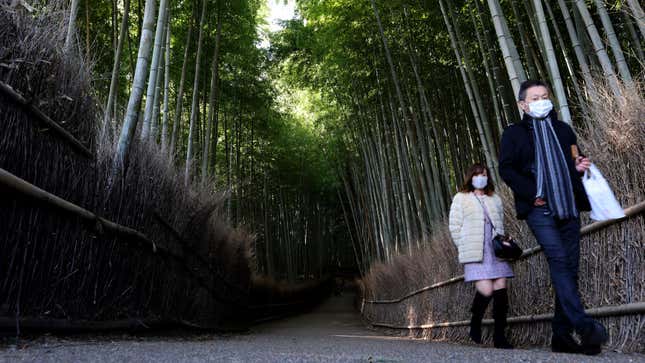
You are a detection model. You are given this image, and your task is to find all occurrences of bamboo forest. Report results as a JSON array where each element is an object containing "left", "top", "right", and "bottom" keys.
[{"left": 0, "top": 0, "right": 643, "bottom": 360}]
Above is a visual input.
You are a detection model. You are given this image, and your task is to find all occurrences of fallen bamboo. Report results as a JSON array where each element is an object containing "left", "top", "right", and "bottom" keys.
[
  {"left": 364, "top": 275, "right": 466, "bottom": 304},
  {"left": 0, "top": 80, "right": 93, "bottom": 158},
  {"left": 364, "top": 200, "right": 645, "bottom": 304},
  {"left": 370, "top": 301, "right": 645, "bottom": 330}
]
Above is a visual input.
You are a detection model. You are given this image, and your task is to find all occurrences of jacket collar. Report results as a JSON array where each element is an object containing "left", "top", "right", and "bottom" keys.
[{"left": 470, "top": 191, "right": 492, "bottom": 202}]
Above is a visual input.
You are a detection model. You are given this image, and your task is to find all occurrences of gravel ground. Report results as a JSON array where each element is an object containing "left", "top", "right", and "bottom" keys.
[{"left": 1, "top": 293, "right": 643, "bottom": 363}]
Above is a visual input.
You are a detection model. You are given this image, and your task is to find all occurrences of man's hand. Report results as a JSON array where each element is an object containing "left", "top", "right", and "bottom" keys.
[
  {"left": 575, "top": 156, "right": 591, "bottom": 173},
  {"left": 534, "top": 198, "right": 547, "bottom": 206}
]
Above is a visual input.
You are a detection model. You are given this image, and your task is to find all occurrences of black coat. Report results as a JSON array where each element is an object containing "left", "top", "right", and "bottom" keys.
[{"left": 498, "top": 110, "right": 591, "bottom": 219}]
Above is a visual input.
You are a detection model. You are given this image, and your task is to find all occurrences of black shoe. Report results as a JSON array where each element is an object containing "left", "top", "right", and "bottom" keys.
[
  {"left": 492, "top": 289, "right": 514, "bottom": 349},
  {"left": 469, "top": 291, "right": 492, "bottom": 344},
  {"left": 493, "top": 334, "right": 514, "bottom": 349},
  {"left": 579, "top": 321, "right": 608, "bottom": 346},
  {"left": 469, "top": 326, "right": 483, "bottom": 344},
  {"left": 551, "top": 334, "right": 582, "bottom": 354}
]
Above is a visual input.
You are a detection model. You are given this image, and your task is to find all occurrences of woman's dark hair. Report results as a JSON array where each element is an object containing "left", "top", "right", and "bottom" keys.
[{"left": 460, "top": 163, "right": 495, "bottom": 195}]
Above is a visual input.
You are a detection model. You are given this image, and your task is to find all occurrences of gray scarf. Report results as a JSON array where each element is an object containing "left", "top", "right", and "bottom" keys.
[{"left": 532, "top": 117, "right": 578, "bottom": 219}]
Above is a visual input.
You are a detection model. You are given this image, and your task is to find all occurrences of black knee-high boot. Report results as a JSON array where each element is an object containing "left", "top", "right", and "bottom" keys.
[
  {"left": 469, "top": 291, "right": 492, "bottom": 344},
  {"left": 493, "top": 288, "right": 514, "bottom": 349}
]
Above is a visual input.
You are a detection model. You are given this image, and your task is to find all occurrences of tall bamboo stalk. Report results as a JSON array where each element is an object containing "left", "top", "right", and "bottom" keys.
[
  {"left": 115, "top": 0, "right": 156, "bottom": 170},
  {"left": 102, "top": 0, "right": 130, "bottom": 141},
  {"left": 202, "top": 10, "right": 223, "bottom": 183},
  {"left": 185, "top": 0, "right": 207, "bottom": 186},
  {"left": 84, "top": 0, "right": 90, "bottom": 58},
  {"left": 409, "top": 55, "right": 449, "bottom": 215},
  {"left": 487, "top": 0, "right": 527, "bottom": 98},
  {"left": 522, "top": 1, "right": 550, "bottom": 81},
  {"left": 594, "top": 0, "right": 633, "bottom": 84},
  {"left": 533, "top": 0, "right": 571, "bottom": 124},
  {"left": 446, "top": 1, "right": 498, "bottom": 157},
  {"left": 626, "top": 0, "right": 645, "bottom": 39},
  {"left": 141, "top": 0, "right": 169, "bottom": 140},
  {"left": 509, "top": 0, "right": 538, "bottom": 79},
  {"left": 544, "top": 0, "right": 586, "bottom": 113},
  {"left": 169, "top": 23, "right": 193, "bottom": 157},
  {"left": 370, "top": 0, "right": 409, "bottom": 131},
  {"left": 439, "top": 0, "right": 497, "bottom": 181},
  {"left": 474, "top": 0, "right": 516, "bottom": 123},
  {"left": 149, "top": 16, "right": 167, "bottom": 142},
  {"left": 64, "top": 0, "right": 81, "bottom": 51},
  {"left": 469, "top": 5, "right": 504, "bottom": 135},
  {"left": 160, "top": 18, "right": 171, "bottom": 151},
  {"left": 574, "top": 0, "right": 623, "bottom": 101},
  {"left": 556, "top": 0, "right": 595, "bottom": 93},
  {"left": 622, "top": 7, "right": 644, "bottom": 62}
]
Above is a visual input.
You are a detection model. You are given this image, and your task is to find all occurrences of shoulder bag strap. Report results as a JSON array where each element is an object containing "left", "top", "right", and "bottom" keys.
[{"left": 474, "top": 195, "right": 498, "bottom": 235}]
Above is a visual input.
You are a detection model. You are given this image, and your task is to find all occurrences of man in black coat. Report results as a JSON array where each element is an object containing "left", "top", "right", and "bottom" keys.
[{"left": 499, "top": 80, "right": 607, "bottom": 355}]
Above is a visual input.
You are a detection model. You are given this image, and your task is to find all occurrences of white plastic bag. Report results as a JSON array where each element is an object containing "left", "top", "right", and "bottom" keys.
[{"left": 582, "top": 164, "right": 626, "bottom": 221}]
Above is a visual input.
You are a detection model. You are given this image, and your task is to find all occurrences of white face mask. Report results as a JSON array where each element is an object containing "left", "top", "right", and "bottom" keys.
[
  {"left": 526, "top": 99, "right": 553, "bottom": 119},
  {"left": 472, "top": 175, "right": 488, "bottom": 190}
]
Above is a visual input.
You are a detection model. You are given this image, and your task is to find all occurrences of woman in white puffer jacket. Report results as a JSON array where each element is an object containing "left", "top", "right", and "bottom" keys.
[{"left": 449, "top": 163, "right": 514, "bottom": 349}]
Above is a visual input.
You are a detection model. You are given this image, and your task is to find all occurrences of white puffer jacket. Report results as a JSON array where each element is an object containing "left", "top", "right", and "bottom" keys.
[{"left": 449, "top": 192, "right": 505, "bottom": 264}]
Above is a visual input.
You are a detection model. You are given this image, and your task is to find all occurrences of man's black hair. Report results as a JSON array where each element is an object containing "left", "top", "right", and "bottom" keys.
[{"left": 518, "top": 80, "right": 549, "bottom": 101}]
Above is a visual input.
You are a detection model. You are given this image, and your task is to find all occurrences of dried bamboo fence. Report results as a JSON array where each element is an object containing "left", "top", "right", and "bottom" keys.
[
  {"left": 0, "top": 75, "right": 332, "bottom": 332},
  {"left": 0, "top": 60, "right": 333, "bottom": 334},
  {"left": 359, "top": 73, "right": 645, "bottom": 352},
  {"left": 360, "top": 203, "right": 645, "bottom": 352},
  {"left": 0, "top": 5, "right": 331, "bottom": 333},
  {"left": 0, "top": 83, "right": 251, "bottom": 331}
]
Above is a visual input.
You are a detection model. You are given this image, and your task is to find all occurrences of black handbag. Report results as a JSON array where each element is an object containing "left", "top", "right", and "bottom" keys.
[
  {"left": 475, "top": 195, "right": 523, "bottom": 261},
  {"left": 492, "top": 234, "right": 523, "bottom": 261}
]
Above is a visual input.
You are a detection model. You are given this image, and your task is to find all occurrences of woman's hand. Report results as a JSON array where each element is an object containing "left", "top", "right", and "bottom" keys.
[
  {"left": 575, "top": 156, "right": 591, "bottom": 173},
  {"left": 534, "top": 197, "right": 547, "bottom": 206}
]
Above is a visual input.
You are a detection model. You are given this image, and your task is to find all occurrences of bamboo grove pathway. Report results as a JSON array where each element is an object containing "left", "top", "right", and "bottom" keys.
[{"left": 1, "top": 287, "right": 644, "bottom": 363}]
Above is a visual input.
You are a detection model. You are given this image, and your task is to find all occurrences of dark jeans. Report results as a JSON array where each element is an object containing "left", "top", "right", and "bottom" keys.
[{"left": 526, "top": 205, "right": 591, "bottom": 336}]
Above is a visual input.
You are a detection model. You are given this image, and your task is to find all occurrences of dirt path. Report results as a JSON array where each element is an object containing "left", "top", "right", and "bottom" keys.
[{"left": 1, "top": 292, "right": 643, "bottom": 362}]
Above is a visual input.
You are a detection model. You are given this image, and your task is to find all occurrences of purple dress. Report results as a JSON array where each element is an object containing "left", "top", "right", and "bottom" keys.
[{"left": 464, "top": 196, "right": 514, "bottom": 282}]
